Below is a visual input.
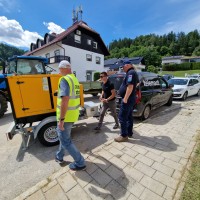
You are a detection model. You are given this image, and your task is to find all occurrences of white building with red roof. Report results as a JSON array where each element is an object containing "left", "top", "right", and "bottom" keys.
[{"left": 25, "top": 20, "right": 109, "bottom": 81}]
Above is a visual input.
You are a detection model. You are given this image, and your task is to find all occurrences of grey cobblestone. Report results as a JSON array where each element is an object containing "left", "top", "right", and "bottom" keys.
[
  {"left": 140, "top": 175, "right": 166, "bottom": 196},
  {"left": 134, "top": 162, "right": 156, "bottom": 177},
  {"left": 152, "top": 162, "right": 174, "bottom": 176},
  {"left": 135, "top": 154, "right": 154, "bottom": 166},
  {"left": 13, "top": 99, "right": 200, "bottom": 200}
]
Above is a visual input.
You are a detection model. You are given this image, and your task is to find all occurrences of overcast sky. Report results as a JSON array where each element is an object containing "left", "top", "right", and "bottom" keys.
[{"left": 0, "top": 0, "right": 200, "bottom": 49}]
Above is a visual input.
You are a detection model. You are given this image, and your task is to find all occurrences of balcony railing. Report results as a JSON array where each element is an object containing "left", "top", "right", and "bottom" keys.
[{"left": 48, "top": 55, "right": 70, "bottom": 64}]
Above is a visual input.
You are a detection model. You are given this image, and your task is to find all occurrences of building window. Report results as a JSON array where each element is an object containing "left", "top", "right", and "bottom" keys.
[
  {"left": 87, "top": 39, "right": 91, "bottom": 45},
  {"left": 93, "top": 42, "right": 97, "bottom": 49},
  {"left": 86, "top": 54, "right": 92, "bottom": 61},
  {"left": 76, "top": 30, "right": 81, "bottom": 35},
  {"left": 96, "top": 56, "right": 101, "bottom": 64},
  {"left": 74, "top": 34, "right": 81, "bottom": 43}
]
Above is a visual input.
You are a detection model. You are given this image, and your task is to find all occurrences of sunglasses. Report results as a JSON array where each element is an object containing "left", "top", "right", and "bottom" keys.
[{"left": 100, "top": 76, "right": 105, "bottom": 78}]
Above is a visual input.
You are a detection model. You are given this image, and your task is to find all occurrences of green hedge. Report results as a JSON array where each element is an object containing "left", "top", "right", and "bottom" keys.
[
  {"left": 163, "top": 62, "right": 191, "bottom": 71},
  {"left": 191, "top": 62, "right": 200, "bottom": 70}
]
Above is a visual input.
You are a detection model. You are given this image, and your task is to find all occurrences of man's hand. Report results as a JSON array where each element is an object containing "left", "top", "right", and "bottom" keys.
[
  {"left": 123, "top": 98, "right": 127, "bottom": 103},
  {"left": 58, "top": 121, "right": 65, "bottom": 131}
]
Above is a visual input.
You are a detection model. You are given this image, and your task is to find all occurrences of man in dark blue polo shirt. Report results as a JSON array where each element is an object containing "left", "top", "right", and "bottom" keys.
[{"left": 115, "top": 61, "right": 138, "bottom": 142}]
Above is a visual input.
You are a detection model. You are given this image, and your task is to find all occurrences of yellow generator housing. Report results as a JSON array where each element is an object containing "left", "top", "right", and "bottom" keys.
[{"left": 7, "top": 74, "right": 84, "bottom": 124}]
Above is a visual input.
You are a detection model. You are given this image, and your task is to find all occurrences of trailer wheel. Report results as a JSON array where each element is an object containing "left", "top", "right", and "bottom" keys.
[
  {"left": 37, "top": 122, "right": 59, "bottom": 146},
  {"left": 0, "top": 94, "right": 8, "bottom": 118}
]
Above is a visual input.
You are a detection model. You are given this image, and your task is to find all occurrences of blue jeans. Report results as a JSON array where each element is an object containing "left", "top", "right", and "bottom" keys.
[
  {"left": 119, "top": 101, "right": 134, "bottom": 137},
  {"left": 56, "top": 122, "right": 85, "bottom": 167}
]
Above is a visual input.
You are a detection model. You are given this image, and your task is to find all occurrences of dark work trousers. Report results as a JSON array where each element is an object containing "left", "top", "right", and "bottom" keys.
[
  {"left": 98, "top": 100, "right": 119, "bottom": 127},
  {"left": 119, "top": 101, "right": 134, "bottom": 137}
]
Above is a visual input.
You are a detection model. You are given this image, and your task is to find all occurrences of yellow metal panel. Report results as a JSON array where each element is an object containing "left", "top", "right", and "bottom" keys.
[{"left": 7, "top": 74, "right": 84, "bottom": 120}]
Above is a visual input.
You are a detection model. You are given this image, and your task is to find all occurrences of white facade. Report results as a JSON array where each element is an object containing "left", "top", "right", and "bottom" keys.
[{"left": 31, "top": 42, "right": 105, "bottom": 82}]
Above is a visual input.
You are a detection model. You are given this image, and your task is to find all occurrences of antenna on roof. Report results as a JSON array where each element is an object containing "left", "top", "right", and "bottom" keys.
[
  {"left": 72, "top": 5, "right": 83, "bottom": 24},
  {"left": 79, "top": 5, "right": 83, "bottom": 20}
]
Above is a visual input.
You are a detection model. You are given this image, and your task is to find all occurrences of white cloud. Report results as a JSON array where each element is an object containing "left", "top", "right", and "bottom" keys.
[
  {"left": 43, "top": 22, "right": 65, "bottom": 34},
  {"left": 0, "top": 16, "right": 42, "bottom": 48}
]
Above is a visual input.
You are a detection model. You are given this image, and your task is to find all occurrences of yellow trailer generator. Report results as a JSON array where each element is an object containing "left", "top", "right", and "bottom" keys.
[{"left": 5, "top": 56, "right": 99, "bottom": 148}]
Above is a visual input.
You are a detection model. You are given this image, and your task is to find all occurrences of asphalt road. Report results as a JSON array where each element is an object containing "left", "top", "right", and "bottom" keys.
[{"left": 0, "top": 95, "right": 185, "bottom": 200}]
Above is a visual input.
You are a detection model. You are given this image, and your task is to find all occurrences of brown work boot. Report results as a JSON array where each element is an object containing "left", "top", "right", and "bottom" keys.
[{"left": 114, "top": 136, "right": 128, "bottom": 142}]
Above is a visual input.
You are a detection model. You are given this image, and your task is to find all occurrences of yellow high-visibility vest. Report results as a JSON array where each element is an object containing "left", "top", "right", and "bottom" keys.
[{"left": 56, "top": 74, "right": 80, "bottom": 122}]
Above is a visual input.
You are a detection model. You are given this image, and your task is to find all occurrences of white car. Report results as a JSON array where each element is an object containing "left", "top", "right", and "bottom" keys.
[
  {"left": 187, "top": 74, "right": 200, "bottom": 81},
  {"left": 168, "top": 77, "right": 200, "bottom": 100}
]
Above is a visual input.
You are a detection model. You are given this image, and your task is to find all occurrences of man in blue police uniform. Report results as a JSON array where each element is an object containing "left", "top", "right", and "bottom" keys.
[{"left": 115, "top": 61, "right": 138, "bottom": 142}]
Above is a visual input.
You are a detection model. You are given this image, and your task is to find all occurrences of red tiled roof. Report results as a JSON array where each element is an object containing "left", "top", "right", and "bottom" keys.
[{"left": 25, "top": 21, "right": 108, "bottom": 55}]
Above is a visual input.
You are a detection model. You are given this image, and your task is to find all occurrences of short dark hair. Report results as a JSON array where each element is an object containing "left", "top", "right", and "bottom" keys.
[{"left": 100, "top": 72, "right": 107, "bottom": 77}]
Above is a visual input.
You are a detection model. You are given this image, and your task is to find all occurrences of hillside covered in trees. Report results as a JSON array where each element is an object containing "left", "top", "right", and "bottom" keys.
[
  {"left": 106, "top": 30, "right": 200, "bottom": 67},
  {"left": 0, "top": 43, "right": 25, "bottom": 63}
]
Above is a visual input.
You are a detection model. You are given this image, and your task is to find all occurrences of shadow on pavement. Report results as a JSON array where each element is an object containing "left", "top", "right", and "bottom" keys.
[
  {"left": 129, "top": 130, "right": 178, "bottom": 152},
  {"left": 73, "top": 155, "right": 131, "bottom": 199}
]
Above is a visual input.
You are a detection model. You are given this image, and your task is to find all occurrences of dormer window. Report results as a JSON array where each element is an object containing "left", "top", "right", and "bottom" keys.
[
  {"left": 74, "top": 34, "right": 81, "bottom": 43},
  {"left": 93, "top": 42, "right": 97, "bottom": 49}
]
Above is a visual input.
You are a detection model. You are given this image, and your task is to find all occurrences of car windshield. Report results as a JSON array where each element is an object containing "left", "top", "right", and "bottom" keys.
[
  {"left": 189, "top": 75, "right": 199, "bottom": 78},
  {"left": 168, "top": 79, "right": 188, "bottom": 85}
]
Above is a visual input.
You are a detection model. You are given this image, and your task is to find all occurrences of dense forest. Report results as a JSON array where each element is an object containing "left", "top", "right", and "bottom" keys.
[
  {"left": 1, "top": 30, "right": 200, "bottom": 68},
  {"left": 106, "top": 30, "right": 200, "bottom": 67},
  {"left": 0, "top": 43, "right": 25, "bottom": 65}
]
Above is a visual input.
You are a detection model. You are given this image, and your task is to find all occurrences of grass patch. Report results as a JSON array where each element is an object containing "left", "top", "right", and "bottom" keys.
[
  {"left": 160, "top": 70, "right": 200, "bottom": 77},
  {"left": 180, "top": 132, "right": 200, "bottom": 200}
]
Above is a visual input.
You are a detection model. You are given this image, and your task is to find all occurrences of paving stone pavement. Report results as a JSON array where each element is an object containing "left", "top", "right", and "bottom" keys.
[{"left": 14, "top": 99, "right": 200, "bottom": 200}]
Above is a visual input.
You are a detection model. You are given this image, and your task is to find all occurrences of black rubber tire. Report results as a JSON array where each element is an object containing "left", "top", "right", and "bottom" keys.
[
  {"left": 166, "top": 95, "right": 173, "bottom": 106},
  {"left": 141, "top": 105, "right": 151, "bottom": 120},
  {"left": 37, "top": 122, "right": 59, "bottom": 146},
  {"left": 0, "top": 94, "right": 8, "bottom": 118},
  {"left": 182, "top": 92, "right": 188, "bottom": 101}
]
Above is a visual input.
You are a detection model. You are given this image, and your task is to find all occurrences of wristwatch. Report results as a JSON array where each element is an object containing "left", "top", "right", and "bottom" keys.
[{"left": 59, "top": 118, "right": 65, "bottom": 121}]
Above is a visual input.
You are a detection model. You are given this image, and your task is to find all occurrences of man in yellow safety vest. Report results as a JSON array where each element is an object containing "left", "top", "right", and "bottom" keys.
[{"left": 55, "top": 60, "right": 86, "bottom": 171}]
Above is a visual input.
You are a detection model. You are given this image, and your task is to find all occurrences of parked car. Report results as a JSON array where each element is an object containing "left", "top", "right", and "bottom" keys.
[
  {"left": 168, "top": 77, "right": 200, "bottom": 100},
  {"left": 162, "top": 74, "right": 174, "bottom": 81},
  {"left": 109, "top": 72, "right": 173, "bottom": 120},
  {"left": 187, "top": 74, "right": 200, "bottom": 81}
]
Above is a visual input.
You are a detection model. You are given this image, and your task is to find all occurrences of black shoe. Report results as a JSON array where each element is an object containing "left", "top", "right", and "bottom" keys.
[
  {"left": 113, "top": 124, "right": 119, "bottom": 129},
  {"left": 94, "top": 126, "right": 101, "bottom": 131},
  {"left": 69, "top": 163, "right": 86, "bottom": 171},
  {"left": 128, "top": 134, "right": 133, "bottom": 138},
  {"left": 55, "top": 157, "right": 64, "bottom": 164}
]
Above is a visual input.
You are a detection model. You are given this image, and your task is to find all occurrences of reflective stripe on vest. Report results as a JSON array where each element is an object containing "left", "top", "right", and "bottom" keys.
[{"left": 56, "top": 74, "right": 80, "bottom": 122}]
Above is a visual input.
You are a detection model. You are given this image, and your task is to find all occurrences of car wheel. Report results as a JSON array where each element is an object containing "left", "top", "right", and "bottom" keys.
[
  {"left": 141, "top": 105, "right": 151, "bottom": 120},
  {"left": 196, "top": 89, "right": 200, "bottom": 96},
  {"left": 37, "top": 122, "right": 59, "bottom": 146},
  {"left": 166, "top": 95, "right": 173, "bottom": 106},
  {"left": 182, "top": 92, "right": 188, "bottom": 101}
]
